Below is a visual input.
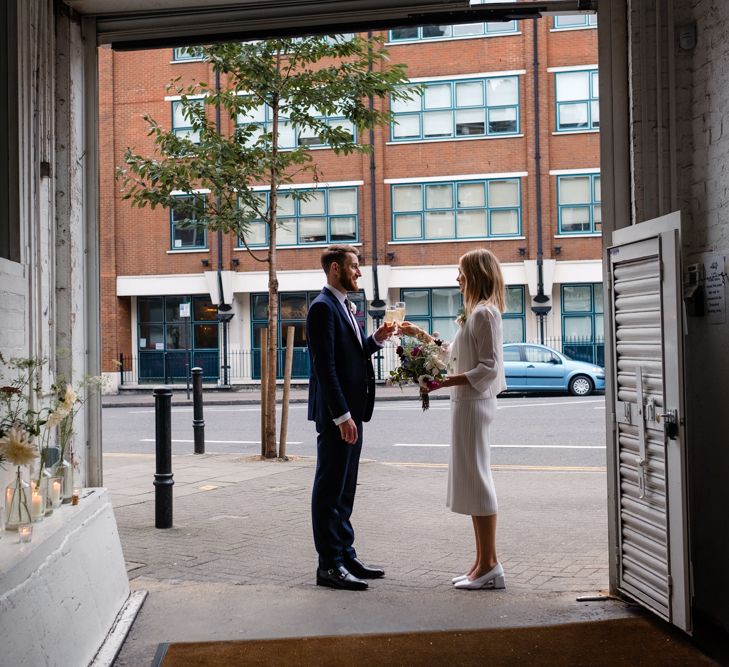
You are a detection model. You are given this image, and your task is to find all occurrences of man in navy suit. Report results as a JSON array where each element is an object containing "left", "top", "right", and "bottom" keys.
[{"left": 306, "top": 244, "right": 395, "bottom": 590}]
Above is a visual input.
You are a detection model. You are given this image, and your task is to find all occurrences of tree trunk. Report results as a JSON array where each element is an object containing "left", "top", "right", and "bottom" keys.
[{"left": 264, "top": 92, "right": 280, "bottom": 459}]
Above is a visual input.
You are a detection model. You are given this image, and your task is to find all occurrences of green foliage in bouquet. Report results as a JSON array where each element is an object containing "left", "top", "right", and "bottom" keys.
[{"left": 389, "top": 339, "right": 448, "bottom": 410}]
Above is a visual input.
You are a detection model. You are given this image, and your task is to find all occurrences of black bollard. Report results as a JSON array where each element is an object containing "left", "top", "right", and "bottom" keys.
[
  {"left": 153, "top": 386, "right": 174, "bottom": 528},
  {"left": 192, "top": 367, "right": 205, "bottom": 454}
]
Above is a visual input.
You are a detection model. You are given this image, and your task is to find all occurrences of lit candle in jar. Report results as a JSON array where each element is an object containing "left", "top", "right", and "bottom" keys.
[
  {"left": 5, "top": 487, "right": 12, "bottom": 511},
  {"left": 50, "top": 480, "right": 62, "bottom": 506},
  {"left": 31, "top": 489, "right": 44, "bottom": 521},
  {"left": 18, "top": 524, "right": 32, "bottom": 543},
  {"left": 71, "top": 487, "right": 81, "bottom": 506}
]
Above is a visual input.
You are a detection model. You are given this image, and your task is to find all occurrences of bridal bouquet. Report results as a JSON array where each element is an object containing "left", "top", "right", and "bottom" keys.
[{"left": 389, "top": 338, "right": 448, "bottom": 410}]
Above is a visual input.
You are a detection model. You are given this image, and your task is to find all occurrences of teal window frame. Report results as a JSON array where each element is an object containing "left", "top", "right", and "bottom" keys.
[
  {"left": 137, "top": 295, "right": 219, "bottom": 383},
  {"left": 389, "top": 21, "right": 518, "bottom": 43},
  {"left": 236, "top": 101, "right": 356, "bottom": 150},
  {"left": 390, "top": 75, "right": 520, "bottom": 142},
  {"left": 170, "top": 194, "right": 207, "bottom": 250},
  {"left": 560, "top": 283, "right": 604, "bottom": 365},
  {"left": 503, "top": 285, "right": 526, "bottom": 343},
  {"left": 391, "top": 178, "right": 522, "bottom": 241},
  {"left": 237, "top": 186, "right": 359, "bottom": 248},
  {"left": 557, "top": 173, "right": 601, "bottom": 235},
  {"left": 399, "top": 285, "right": 524, "bottom": 343},
  {"left": 555, "top": 69, "right": 599, "bottom": 132},
  {"left": 553, "top": 15, "right": 597, "bottom": 30},
  {"left": 172, "top": 46, "right": 204, "bottom": 62},
  {"left": 171, "top": 99, "right": 204, "bottom": 143},
  {"left": 250, "top": 290, "right": 366, "bottom": 379}
]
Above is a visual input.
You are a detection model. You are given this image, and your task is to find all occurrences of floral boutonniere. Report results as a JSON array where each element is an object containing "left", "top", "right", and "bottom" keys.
[{"left": 348, "top": 300, "right": 357, "bottom": 316}]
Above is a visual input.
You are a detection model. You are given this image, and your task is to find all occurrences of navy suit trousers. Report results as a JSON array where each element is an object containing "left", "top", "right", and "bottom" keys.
[{"left": 311, "top": 420, "right": 363, "bottom": 569}]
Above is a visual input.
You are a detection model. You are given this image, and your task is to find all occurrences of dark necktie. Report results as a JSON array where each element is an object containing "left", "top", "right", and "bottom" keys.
[{"left": 344, "top": 298, "right": 362, "bottom": 346}]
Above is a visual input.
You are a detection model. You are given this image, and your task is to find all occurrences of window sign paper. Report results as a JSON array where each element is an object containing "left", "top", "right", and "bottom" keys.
[
  {"left": 179, "top": 302, "right": 191, "bottom": 318},
  {"left": 155, "top": 342, "right": 165, "bottom": 350},
  {"left": 704, "top": 254, "right": 726, "bottom": 324}
]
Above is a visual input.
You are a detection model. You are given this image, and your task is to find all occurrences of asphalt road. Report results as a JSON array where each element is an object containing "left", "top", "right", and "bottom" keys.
[{"left": 102, "top": 395, "right": 606, "bottom": 468}]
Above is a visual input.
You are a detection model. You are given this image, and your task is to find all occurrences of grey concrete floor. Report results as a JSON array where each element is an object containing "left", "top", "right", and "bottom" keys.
[{"left": 106, "top": 453, "right": 639, "bottom": 666}]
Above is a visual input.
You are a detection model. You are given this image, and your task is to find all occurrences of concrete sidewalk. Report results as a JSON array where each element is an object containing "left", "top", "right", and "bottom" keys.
[
  {"left": 106, "top": 448, "right": 641, "bottom": 666},
  {"left": 102, "top": 383, "right": 446, "bottom": 408}
]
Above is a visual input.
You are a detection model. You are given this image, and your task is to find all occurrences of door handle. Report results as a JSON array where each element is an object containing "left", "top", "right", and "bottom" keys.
[{"left": 659, "top": 409, "right": 679, "bottom": 439}]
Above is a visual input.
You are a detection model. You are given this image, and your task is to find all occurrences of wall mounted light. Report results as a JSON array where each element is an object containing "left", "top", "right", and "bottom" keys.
[
  {"left": 386, "top": 251, "right": 396, "bottom": 261},
  {"left": 201, "top": 259, "right": 210, "bottom": 267},
  {"left": 231, "top": 258, "right": 240, "bottom": 268},
  {"left": 518, "top": 247, "right": 527, "bottom": 257},
  {"left": 554, "top": 246, "right": 562, "bottom": 256}
]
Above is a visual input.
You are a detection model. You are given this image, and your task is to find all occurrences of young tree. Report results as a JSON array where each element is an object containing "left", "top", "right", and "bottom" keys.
[{"left": 117, "top": 35, "right": 411, "bottom": 458}]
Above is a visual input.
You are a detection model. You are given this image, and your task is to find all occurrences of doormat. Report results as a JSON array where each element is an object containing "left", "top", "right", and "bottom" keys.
[{"left": 154, "top": 616, "right": 716, "bottom": 666}]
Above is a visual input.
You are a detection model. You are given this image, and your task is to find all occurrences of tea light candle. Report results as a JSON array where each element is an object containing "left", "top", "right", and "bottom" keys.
[
  {"left": 18, "top": 524, "right": 32, "bottom": 543},
  {"left": 71, "top": 487, "right": 81, "bottom": 506},
  {"left": 50, "top": 480, "right": 62, "bottom": 507},
  {"left": 31, "top": 490, "right": 44, "bottom": 522}
]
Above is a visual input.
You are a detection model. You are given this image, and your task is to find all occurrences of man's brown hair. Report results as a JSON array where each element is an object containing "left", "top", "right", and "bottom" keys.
[{"left": 320, "top": 244, "right": 360, "bottom": 274}]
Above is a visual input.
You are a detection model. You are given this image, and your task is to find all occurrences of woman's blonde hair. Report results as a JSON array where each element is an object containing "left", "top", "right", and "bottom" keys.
[{"left": 459, "top": 248, "right": 506, "bottom": 314}]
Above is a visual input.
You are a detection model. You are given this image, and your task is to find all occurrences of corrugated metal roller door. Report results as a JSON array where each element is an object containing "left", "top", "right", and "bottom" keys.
[{"left": 612, "top": 249, "right": 670, "bottom": 618}]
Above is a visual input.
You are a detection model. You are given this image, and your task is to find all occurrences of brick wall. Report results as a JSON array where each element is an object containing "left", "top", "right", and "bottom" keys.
[{"left": 99, "top": 23, "right": 600, "bottom": 372}]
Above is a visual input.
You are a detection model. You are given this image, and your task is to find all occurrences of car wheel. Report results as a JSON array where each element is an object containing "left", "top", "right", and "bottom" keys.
[{"left": 569, "top": 374, "right": 594, "bottom": 396}]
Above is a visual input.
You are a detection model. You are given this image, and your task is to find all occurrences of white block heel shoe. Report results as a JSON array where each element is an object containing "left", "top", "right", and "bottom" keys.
[
  {"left": 453, "top": 563, "right": 505, "bottom": 590},
  {"left": 451, "top": 574, "right": 469, "bottom": 584}
]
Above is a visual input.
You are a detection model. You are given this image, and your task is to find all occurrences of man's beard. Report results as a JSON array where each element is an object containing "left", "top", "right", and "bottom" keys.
[{"left": 340, "top": 273, "right": 358, "bottom": 292}]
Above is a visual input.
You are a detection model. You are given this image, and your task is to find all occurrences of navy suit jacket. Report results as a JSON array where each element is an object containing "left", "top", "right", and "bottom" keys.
[{"left": 306, "top": 288, "right": 379, "bottom": 431}]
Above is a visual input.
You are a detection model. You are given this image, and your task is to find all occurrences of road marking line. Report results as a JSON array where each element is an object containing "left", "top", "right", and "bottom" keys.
[
  {"left": 384, "top": 462, "right": 606, "bottom": 472},
  {"left": 139, "top": 438, "right": 302, "bottom": 445},
  {"left": 394, "top": 443, "right": 605, "bottom": 449},
  {"left": 497, "top": 399, "right": 604, "bottom": 409}
]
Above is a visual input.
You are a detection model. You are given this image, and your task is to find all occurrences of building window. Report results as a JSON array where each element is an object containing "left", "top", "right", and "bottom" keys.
[
  {"left": 561, "top": 283, "right": 604, "bottom": 365},
  {"left": 172, "top": 46, "right": 204, "bottom": 62},
  {"left": 238, "top": 186, "right": 358, "bottom": 247},
  {"left": 389, "top": 21, "right": 518, "bottom": 42},
  {"left": 391, "top": 178, "right": 521, "bottom": 241},
  {"left": 236, "top": 102, "right": 355, "bottom": 150},
  {"left": 170, "top": 195, "right": 207, "bottom": 250},
  {"left": 503, "top": 286, "right": 526, "bottom": 342},
  {"left": 557, "top": 173, "right": 601, "bottom": 234},
  {"left": 251, "top": 290, "right": 366, "bottom": 378},
  {"left": 137, "top": 295, "right": 219, "bottom": 382},
  {"left": 553, "top": 15, "right": 597, "bottom": 30},
  {"left": 400, "top": 285, "right": 524, "bottom": 343},
  {"left": 400, "top": 288, "right": 462, "bottom": 342},
  {"left": 171, "top": 99, "right": 204, "bottom": 142},
  {"left": 391, "top": 75, "right": 520, "bottom": 142},
  {"left": 555, "top": 69, "right": 599, "bottom": 132}
]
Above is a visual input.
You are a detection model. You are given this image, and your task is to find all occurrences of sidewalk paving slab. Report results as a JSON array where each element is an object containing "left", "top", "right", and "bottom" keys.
[{"left": 104, "top": 452, "right": 642, "bottom": 666}]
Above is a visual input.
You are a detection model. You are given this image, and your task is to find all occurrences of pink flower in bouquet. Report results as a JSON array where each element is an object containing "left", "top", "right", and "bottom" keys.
[{"left": 389, "top": 339, "right": 449, "bottom": 410}]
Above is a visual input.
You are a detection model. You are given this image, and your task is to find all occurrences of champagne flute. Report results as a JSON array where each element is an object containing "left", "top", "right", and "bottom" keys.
[
  {"left": 395, "top": 301, "right": 406, "bottom": 324},
  {"left": 384, "top": 306, "right": 398, "bottom": 325}
]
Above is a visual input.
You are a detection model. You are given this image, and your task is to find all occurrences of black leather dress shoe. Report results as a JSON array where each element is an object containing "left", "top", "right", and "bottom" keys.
[
  {"left": 344, "top": 557, "right": 385, "bottom": 579},
  {"left": 316, "top": 565, "right": 368, "bottom": 590}
]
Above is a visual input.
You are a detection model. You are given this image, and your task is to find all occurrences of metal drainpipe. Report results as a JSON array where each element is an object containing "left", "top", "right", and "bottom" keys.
[
  {"left": 215, "top": 65, "right": 232, "bottom": 386},
  {"left": 367, "top": 31, "right": 386, "bottom": 378},
  {"left": 531, "top": 18, "right": 550, "bottom": 344},
  {"left": 368, "top": 31, "right": 384, "bottom": 310}
]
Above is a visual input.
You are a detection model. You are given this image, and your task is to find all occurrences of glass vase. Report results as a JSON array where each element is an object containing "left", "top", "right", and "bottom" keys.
[
  {"left": 47, "top": 473, "right": 63, "bottom": 511},
  {"left": 54, "top": 459, "right": 74, "bottom": 504},
  {"left": 40, "top": 467, "right": 55, "bottom": 515},
  {"left": 30, "top": 479, "right": 46, "bottom": 523},
  {"left": 4, "top": 468, "right": 32, "bottom": 531}
]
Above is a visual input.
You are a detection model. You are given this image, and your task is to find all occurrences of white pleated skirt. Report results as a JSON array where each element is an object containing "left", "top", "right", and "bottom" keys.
[{"left": 446, "top": 397, "right": 498, "bottom": 516}]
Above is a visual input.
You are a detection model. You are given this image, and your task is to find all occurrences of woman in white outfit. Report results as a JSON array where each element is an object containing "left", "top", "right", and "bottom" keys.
[{"left": 400, "top": 248, "right": 507, "bottom": 590}]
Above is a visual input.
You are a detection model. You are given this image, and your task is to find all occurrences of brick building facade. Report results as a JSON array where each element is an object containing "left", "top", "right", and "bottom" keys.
[{"left": 98, "top": 16, "right": 601, "bottom": 388}]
